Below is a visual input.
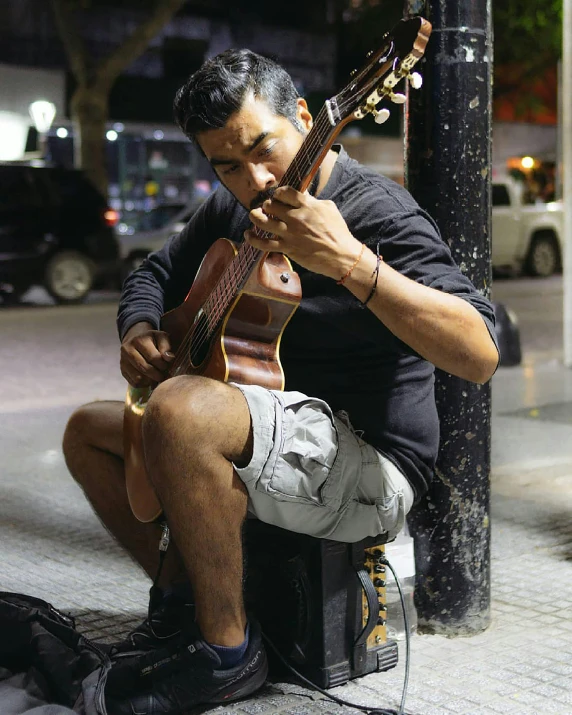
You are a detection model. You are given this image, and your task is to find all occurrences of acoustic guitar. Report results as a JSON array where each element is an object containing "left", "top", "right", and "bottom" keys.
[{"left": 124, "top": 16, "right": 432, "bottom": 523}]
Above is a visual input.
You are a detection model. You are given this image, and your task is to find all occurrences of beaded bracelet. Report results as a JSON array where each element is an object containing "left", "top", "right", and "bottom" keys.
[{"left": 337, "top": 243, "right": 365, "bottom": 285}]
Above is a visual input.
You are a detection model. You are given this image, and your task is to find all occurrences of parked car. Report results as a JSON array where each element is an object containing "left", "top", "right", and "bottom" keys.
[
  {"left": 118, "top": 197, "right": 205, "bottom": 281},
  {"left": 492, "top": 179, "right": 564, "bottom": 277},
  {"left": 0, "top": 163, "right": 120, "bottom": 304}
]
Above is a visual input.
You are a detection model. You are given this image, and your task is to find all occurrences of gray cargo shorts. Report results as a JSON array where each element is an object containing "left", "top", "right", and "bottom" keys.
[{"left": 232, "top": 384, "right": 415, "bottom": 543}]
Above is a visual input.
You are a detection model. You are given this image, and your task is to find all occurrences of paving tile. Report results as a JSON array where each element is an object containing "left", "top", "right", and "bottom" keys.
[{"left": 530, "top": 683, "right": 568, "bottom": 698}]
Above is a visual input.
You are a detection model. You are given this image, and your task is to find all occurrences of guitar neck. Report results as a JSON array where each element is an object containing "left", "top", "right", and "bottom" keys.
[
  {"left": 278, "top": 105, "right": 336, "bottom": 194},
  {"left": 204, "top": 106, "right": 340, "bottom": 330}
]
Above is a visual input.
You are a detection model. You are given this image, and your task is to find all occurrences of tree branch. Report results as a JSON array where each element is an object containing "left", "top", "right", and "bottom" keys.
[
  {"left": 96, "top": 0, "right": 189, "bottom": 89},
  {"left": 51, "top": 0, "right": 88, "bottom": 87}
]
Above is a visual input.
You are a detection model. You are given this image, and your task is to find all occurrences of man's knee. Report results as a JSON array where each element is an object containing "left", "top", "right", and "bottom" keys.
[
  {"left": 142, "top": 376, "right": 250, "bottom": 460},
  {"left": 63, "top": 401, "right": 124, "bottom": 470},
  {"left": 144, "top": 376, "right": 228, "bottom": 437},
  {"left": 63, "top": 403, "right": 96, "bottom": 457}
]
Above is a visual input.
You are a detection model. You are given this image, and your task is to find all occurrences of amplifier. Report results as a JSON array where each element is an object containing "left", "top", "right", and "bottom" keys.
[{"left": 244, "top": 519, "right": 399, "bottom": 689}]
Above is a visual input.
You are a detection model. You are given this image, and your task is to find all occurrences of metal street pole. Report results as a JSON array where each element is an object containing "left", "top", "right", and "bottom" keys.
[
  {"left": 403, "top": 0, "right": 493, "bottom": 635},
  {"left": 563, "top": 0, "right": 572, "bottom": 367}
]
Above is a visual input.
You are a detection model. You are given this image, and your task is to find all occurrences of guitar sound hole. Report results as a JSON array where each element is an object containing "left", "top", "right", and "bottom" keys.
[{"left": 189, "top": 311, "right": 211, "bottom": 367}]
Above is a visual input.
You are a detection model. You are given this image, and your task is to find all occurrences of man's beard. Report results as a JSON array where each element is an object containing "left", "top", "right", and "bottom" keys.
[{"left": 249, "top": 168, "right": 321, "bottom": 210}]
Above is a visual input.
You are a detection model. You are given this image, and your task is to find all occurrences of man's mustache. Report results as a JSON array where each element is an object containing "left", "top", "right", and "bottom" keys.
[
  {"left": 249, "top": 187, "right": 277, "bottom": 210},
  {"left": 248, "top": 169, "right": 321, "bottom": 210}
]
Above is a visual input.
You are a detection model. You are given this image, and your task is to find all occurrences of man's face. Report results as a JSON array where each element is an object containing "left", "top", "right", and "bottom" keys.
[{"left": 196, "top": 93, "right": 312, "bottom": 210}]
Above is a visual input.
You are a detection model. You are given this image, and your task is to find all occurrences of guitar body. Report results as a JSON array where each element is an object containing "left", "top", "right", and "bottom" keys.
[{"left": 124, "top": 238, "right": 301, "bottom": 523}]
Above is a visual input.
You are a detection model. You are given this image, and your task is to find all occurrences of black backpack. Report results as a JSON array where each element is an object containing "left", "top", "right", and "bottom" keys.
[{"left": 0, "top": 591, "right": 112, "bottom": 715}]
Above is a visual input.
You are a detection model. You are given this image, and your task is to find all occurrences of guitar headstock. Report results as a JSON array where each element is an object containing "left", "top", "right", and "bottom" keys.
[{"left": 327, "top": 17, "right": 432, "bottom": 128}]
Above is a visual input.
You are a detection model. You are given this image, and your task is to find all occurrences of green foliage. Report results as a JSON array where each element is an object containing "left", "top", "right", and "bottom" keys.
[
  {"left": 493, "top": 0, "right": 562, "bottom": 69},
  {"left": 493, "top": 0, "right": 562, "bottom": 110}
]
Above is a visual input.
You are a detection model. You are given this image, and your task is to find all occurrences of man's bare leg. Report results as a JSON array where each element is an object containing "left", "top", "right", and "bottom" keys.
[
  {"left": 62, "top": 400, "right": 185, "bottom": 586},
  {"left": 142, "top": 375, "right": 253, "bottom": 647}
]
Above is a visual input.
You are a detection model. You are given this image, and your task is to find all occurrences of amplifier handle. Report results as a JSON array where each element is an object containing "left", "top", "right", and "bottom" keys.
[{"left": 352, "top": 567, "right": 379, "bottom": 671}]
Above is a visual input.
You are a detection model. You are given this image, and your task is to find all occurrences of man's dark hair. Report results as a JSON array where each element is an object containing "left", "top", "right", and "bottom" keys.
[{"left": 173, "top": 49, "right": 302, "bottom": 141}]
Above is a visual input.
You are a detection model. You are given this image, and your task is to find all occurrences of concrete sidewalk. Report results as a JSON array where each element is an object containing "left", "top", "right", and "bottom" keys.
[{"left": 2, "top": 283, "right": 572, "bottom": 714}]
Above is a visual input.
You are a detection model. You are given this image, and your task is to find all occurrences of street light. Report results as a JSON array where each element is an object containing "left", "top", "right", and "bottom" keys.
[{"left": 29, "top": 100, "right": 56, "bottom": 161}]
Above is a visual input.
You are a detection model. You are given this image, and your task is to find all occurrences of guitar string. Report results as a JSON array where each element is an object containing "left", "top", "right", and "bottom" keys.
[
  {"left": 165, "top": 103, "right": 329, "bottom": 375},
  {"left": 171, "top": 48, "right": 402, "bottom": 374},
  {"left": 171, "top": 105, "right": 328, "bottom": 363},
  {"left": 196, "top": 105, "right": 326, "bottom": 316},
  {"left": 171, "top": 56, "right": 401, "bottom": 374},
  {"left": 196, "top": 40, "right": 400, "bottom": 328},
  {"left": 174, "top": 50, "right": 399, "bottom": 373},
  {"left": 171, "top": 55, "right": 401, "bottom": 375},
  {"left": 170, "top": 104, "right": 333, "bottom": 375},
  {"left": 175, "top": 37, "right": 401, "bottom": 361}
]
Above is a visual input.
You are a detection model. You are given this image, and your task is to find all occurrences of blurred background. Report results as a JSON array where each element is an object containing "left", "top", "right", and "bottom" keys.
[{"left": 0, "top": 0, "right": 565, "bottom": 305}]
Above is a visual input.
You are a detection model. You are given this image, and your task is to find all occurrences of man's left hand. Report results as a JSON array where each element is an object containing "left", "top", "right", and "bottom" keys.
[{"left": 245, "top": 186, "right": 363, "bottom": 281}]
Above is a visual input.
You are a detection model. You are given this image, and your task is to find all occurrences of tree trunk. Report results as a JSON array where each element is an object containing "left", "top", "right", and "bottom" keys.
[
  {"left": 71, "top": 85, "right": 110, "bottom": 197},
  {"left": 52, "top": 0, "right": 188, "bottom": 200}
]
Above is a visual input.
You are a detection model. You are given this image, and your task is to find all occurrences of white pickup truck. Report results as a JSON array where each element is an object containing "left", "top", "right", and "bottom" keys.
[{"left": 492, "top": 179, "right": 564, "bottom": 277}]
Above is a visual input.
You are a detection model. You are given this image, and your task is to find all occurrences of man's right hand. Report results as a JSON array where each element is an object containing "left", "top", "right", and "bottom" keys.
[{"left": 120, "top": 321, "right": 175, "bottom": 388}]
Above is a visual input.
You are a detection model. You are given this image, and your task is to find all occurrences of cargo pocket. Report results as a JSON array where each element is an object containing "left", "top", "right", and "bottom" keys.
[{"left": 258, "top": 395, "right": 340, "bottom": 507}]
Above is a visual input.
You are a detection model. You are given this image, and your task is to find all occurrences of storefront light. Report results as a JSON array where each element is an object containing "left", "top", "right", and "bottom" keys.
[
  {"left": 29, "top": 100, "right": 56, "bottom": 134},
  {"left": 521, "top": 156, "right": 535, "bottom": 169},
  {"left": 56, "top": 127, "right": 68, "bottom": 138},
  {"left": 106, "top": 130, "right": 118, "bottom": 142},
  {"left": 153, "top": 130, "right": 164, "bottom": 140}
]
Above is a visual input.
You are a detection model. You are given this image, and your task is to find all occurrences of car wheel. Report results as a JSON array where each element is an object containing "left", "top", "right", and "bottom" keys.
[
  {"left": 44, "top": 251, "right": 94, "bottom": 304},
  {"left": 525, "top": 232, "right": 560, "bottom": 278}
]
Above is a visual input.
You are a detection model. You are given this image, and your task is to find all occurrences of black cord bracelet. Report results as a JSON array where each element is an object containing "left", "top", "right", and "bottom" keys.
[{"left": 362, "top": 248, "right": 382, "bottom": 307}]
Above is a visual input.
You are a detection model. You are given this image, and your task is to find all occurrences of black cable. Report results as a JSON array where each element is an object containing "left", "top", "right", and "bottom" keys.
[
  {"left": 379, "top": 555, "right": 411, "bottom": 715},
  {"left": 261, "top": 552, "right": 414, "bottom": 715}
]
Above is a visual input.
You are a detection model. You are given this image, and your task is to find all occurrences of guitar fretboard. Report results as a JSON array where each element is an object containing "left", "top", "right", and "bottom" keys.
[{"left": 202, "top": 104, "right": 333, "bottom": 333}]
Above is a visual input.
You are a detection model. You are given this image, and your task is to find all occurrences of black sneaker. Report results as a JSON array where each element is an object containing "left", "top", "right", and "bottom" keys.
[
  {"left": 105, "top": 619, "right": 268, "bottom": 714},
  {"left": 108, "top": 586, "right": 194, "bottom": 657}
]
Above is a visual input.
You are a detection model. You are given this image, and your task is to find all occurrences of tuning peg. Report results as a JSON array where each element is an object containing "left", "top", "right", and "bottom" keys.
[
  {"left": 408, "top": 72, "right": 423, "bottom": 89},
  {"left": 366, "top": 50, "right": 374, "bottom": 58},
  {"left": 373, "top": 108, "right": 391, "bottom": 125},
  {"left": 350, "top": 68, "right": 358, "bottom": 77},
  {"left": 389, "top": 92, "right": 407, "bottom": 105}
]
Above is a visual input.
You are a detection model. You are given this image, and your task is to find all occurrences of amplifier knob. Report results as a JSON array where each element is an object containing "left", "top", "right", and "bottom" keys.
[{"left": 374, "top": 578, "right": 386, "bottom": 588}]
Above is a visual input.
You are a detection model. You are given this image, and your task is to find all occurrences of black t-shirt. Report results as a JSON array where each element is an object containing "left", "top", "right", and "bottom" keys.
[{"left": 117, "top": 146, "right": 498, "bottom": 502}]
